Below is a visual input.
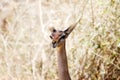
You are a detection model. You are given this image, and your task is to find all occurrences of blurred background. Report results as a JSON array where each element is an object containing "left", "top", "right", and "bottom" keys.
[{"left": 0, "top": 0, "right": 120, "bottom": 80}]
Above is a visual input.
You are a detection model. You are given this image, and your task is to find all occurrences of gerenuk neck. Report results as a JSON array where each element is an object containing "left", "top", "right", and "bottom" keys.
[{"left": 57, "top": 41, "right": 71, "bottom": 80}]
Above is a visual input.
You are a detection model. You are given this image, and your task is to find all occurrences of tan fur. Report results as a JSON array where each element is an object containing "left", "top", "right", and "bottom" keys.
[{"left": 50, "top": 22, "right": 78, "bottom": 80}]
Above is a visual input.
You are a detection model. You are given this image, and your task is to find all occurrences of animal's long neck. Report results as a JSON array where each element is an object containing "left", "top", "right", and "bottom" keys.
[{"left": 57, "top": 41, "right": 71, "bottom": 80}]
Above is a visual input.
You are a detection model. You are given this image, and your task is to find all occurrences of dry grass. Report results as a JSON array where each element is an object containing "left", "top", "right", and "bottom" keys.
[{"left": 0, "top": 0, "right": 120, "bottom": 80}]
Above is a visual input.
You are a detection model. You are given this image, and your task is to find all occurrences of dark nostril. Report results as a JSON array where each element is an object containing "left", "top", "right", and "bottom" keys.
[
  {"left": 53, "top": 44, "right": 56, "bottom": 48},
  {"left": 52, "top": 41, "right": 57, "bottom": 48}
]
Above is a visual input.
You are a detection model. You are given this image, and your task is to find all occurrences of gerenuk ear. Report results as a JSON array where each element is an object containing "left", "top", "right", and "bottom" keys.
[{"left": 64, "top": 23, "right": 77, "bottom": 36}]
